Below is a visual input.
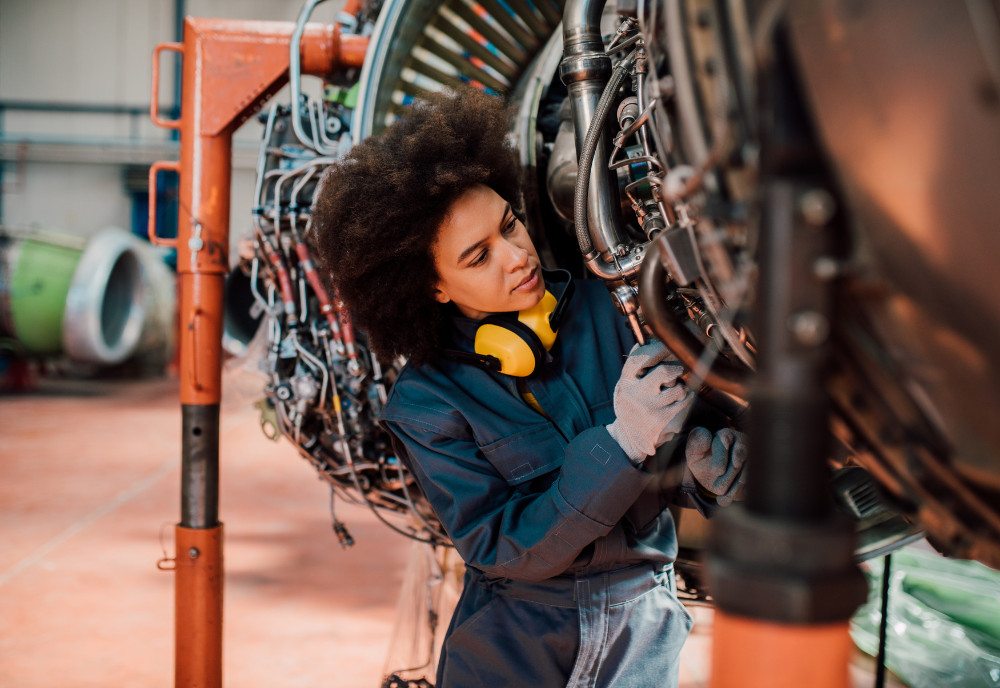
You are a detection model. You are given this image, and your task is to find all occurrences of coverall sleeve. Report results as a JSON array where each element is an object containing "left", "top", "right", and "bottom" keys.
[{"left": 385, "top": 419, "right": 653, "bottom": 582}]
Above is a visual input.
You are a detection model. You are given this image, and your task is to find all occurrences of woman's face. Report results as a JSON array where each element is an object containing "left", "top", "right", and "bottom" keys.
[{"left": 432, "top": 184, "right": 546, "bottom": 320}]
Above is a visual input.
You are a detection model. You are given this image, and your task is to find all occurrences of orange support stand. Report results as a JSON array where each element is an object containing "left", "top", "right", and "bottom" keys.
[
  {"left": 150, "top": 18, "right": 367, "bottom": 688},
  {"left": 711, "top": 613, "right": 855, "bottom": 688},
  {"left": 175, "top": 525, "right": 224, "bottom": 688}
]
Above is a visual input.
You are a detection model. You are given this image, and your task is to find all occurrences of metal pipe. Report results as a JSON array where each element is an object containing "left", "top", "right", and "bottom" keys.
[
  {"left": 310, "top": 98, "right": 340, "bottom": 153},
  {"left": 293, "top": 333, "right": 329, "bottom": 412},
  {"left": 560, "top": 0, "right": 630, "bottom": 269},
  {"left": 633, "top": 51, "right": 656, "bottom": 160},
  {"left": 271, "top": 158, "right": 336, "bottom": 242},
  {"left": 252, "top": 103, "right": 279, "bottom": 230},
  {"left": 174, "top": 0, "right": 185, "bottom": 123},
  {"left": 0, "top": 100, "right": 165, "bottom": 116},
  {"left": 562, "top": 0, "right": 606, "bottom": 56},
  {"left": 288, "top": 170, "right": 346, "bottom": 349},
  {"left": 289, "top": 0, "right": 330, "bottom": 151},
  {"left": 665, "top": 0, "right": 710, "bottom": 165},
  {"left": 637, "top": 235, "right": 749, "bottom": 397},
  {"left": 174, "top": 524, "right": 222, "bottom": 688},
  {"left": 745, "top": 181, "right": 831, "bottom": 521},
  {"left": 181, "top": 405, "right": 220, "bottom": 527},
  {"left": 568, "top": 57, "right": 632, "bottom": 261}
]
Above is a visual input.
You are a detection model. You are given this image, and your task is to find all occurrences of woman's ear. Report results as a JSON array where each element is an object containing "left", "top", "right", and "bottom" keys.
[{"left": 433, "top": 284, "right": 452, "bottom": 304}]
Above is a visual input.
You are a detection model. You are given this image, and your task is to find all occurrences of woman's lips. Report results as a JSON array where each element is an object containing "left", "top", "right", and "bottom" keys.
[{"left": 512, "top": 268, "right": 539, "bottom": 292}]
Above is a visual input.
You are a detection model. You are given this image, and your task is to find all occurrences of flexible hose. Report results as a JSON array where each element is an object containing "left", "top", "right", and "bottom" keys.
[{"left": 574, "top": 55, "right": 633, "bottom": 256}]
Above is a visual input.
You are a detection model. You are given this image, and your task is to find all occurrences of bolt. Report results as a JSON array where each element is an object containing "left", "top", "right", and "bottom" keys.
[
  {"left": 189, "top": 547, "right": 200, "bottom": 559},
  {"left": 788, "top": 310, "right": 830, "bottom": 346},
  {"left": 799, "top": 189, "right": 836, "bottom": 227},
  {"left": 658, "top": 75, "right": 675, "bottom": 98},
  {"left": 813, "top": 256, "right": 841, "bottom": 280}
]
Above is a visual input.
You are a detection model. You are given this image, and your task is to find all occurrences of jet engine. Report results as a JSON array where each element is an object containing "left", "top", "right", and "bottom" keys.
[{"left": 233, "top": 0, "right": 1000, "bottom": 576}]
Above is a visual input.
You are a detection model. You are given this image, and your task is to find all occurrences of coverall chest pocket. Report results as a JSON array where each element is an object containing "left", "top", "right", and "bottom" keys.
[
  {"left": 479, "top": 423, "right": 567, "bottom": 486},
  {"left": 588, "top": 399, "right": 615, "bottom": 426}
]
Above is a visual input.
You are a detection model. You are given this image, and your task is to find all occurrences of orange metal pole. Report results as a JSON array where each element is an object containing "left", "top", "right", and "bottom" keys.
[
  {"left": 175, "top": 525, "right": 224, "bottom": 688},
  {"left": 711, "top": 613, "right": 855, "bottom": 688},
  {"left": 151, "top": 18, "right": 366, "bottom": 688}
]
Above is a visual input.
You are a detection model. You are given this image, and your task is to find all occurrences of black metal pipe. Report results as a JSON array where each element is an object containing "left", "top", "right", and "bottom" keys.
[
  {"left": 0, "top": 100, "right": 162, "bottom": 115},
  {"left": 174, "top": 0, "right": 186, "bottom": 113},
  {"left": 875, "top": 554, "right": 892, "bottom": 688},
  {"left": 637, "top": 236, "right": 749, "bottom": 397},
  {"left": 181, "top": 404, "right": 220, "bottom": 528},
  {"left": 744, "top": 183, "right": 832, "bottom": 521}
]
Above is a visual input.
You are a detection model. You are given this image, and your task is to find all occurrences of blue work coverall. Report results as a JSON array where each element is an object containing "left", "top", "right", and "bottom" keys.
[{"left": 381, "top": 276, "right": 713, "bottom": 688}]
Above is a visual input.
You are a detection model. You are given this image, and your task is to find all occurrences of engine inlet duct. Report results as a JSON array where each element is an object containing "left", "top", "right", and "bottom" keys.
[
  {"left": 1, "top": 226, "right": 147, "bottom": 365},
  {"left": 354, "top": 0, "right": 566, "bottom": 141}
]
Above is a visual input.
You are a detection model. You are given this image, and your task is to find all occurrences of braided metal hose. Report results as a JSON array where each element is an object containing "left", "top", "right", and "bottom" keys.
[{"left": 573, "top": 54, "right": 634, "bottom": 256}]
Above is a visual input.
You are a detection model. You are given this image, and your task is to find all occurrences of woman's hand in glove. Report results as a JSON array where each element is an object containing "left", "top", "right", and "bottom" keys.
[
  {"left": 607, "top": 340, "right": 694, "bottom": 464},
  {"left": 685, "top": 427, "right": 748, "bottom": 506}
]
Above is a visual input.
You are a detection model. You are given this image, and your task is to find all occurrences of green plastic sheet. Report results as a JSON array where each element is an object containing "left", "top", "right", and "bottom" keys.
[{"left": 851, "top": 544, "right": 1000, "bottom": 688}]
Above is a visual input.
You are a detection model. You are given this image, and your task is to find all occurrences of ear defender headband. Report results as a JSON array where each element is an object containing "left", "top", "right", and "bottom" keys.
[{"left": 446, "top": 269, "right": 575, "bottom": 377}]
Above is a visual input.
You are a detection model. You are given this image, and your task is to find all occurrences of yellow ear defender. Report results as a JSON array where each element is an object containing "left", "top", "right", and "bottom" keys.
[{"left": 445, "top": 269, "right": 575, "bottom": 377}]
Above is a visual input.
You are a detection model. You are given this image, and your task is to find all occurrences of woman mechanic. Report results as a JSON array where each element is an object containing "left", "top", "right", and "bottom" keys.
[{"left": 313, "top": 88, "right": 747, "bottom": 687}]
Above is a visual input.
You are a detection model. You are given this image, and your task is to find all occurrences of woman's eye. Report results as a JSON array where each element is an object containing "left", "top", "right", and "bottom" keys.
[
  {"left": 471, "top": 249, "right": 488, "bottom": 267},
  {"left": 504, "top": 218, "right": 516, "bottom": 233}
]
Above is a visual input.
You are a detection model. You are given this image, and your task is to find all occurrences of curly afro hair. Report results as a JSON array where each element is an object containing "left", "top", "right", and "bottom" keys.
[{"left": 312, "top": 87, "right": 522, "bottom": 366}]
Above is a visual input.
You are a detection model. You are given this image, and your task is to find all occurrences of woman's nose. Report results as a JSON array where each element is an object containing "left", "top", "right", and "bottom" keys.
[{"left": 501, "top": 237, "right": 529, "bottom": 272}]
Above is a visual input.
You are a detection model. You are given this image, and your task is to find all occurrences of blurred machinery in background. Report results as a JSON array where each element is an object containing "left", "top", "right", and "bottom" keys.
[
  {"left": 0, "top": 225, "right": 169, "bottom": 388},
  {"left": 163, "top": 0, "right": 1000, "bottom": 686}
]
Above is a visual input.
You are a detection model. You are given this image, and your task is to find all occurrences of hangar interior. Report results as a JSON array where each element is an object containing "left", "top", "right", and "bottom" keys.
[{"left": 2, "top": 0, "right": 999, "bottom": 687}]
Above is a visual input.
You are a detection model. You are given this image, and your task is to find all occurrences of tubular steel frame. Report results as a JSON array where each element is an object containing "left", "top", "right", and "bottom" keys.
[{"left": 150, "top": 17, "right": 366, "bottom": 688}]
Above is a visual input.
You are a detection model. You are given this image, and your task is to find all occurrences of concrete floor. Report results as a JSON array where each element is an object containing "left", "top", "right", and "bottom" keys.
[
  {"left": 1, "top": 374, "right": 410, "bottom": 688},
  {"left": 0, "top": 373, "right": 894, "bottom": 688}
]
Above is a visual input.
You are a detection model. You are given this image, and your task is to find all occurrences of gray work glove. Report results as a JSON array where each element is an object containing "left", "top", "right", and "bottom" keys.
[
  {"left": 685, "top": 427, "right": 748, "bottom": 506},
  {"left": 607, "top": 340, "right": 694, "bottom": 464}
]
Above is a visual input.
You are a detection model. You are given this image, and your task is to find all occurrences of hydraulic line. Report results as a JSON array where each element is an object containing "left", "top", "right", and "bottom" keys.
[
  {"left": 259, "top": 236, "right": 297, "bottom": 323},
  {"left": 573, "top": 53, "right": 634, "bottom": 257},
  {"left": 288, "top": 169, "right": 347, "bottom": 351},
  {"left": 333, "top": 287, "right": 361, "bottom": 373},
  {"left": 292, "top": 235, "right": 341, "bottom": 336},
  {"left": 289, "top": 0, "right": 330, "bottom": 152}
]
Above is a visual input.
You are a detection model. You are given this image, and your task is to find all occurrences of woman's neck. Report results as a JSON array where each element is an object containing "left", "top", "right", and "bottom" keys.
[{"left": 454, "top": 303, "right": 492, "bottom": 321}]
